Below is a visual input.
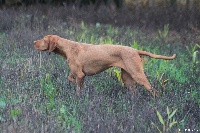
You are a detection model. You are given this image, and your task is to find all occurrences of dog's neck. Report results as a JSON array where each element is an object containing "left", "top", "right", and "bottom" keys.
[
  {"left": 53, "top": 39, "right": 80, "bottom": 61},
  {"left": 53, "top": 47, "right": 66, "bottom": 58}
]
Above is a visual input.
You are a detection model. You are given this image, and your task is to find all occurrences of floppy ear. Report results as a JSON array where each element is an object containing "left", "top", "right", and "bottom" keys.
[{"left": 48, "top": 36, "right": 58, "bottom": 53}]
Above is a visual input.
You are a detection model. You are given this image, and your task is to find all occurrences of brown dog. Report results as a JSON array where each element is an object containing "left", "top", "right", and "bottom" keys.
[{"left": 34, "top": 35, "right": 176, "bottom": 97}]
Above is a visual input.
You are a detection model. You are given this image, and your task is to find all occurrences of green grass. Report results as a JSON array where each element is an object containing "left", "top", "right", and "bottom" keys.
[{"left": 0, "top": 6, "right": 199, "bottom": 133}]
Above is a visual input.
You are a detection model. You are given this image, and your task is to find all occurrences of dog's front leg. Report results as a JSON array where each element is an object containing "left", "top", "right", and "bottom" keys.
[
  {"left": 68, "top": 73, "right": 83, "bottom": 96},
  {"left": 75, "top": 72, "right": 85, "bottom": 96},
  {"left": 69, "top": 62, "right": 85, "bottom": 96},
  {"left": 68, "top": 73, "right": 76, "bottom": 83}
]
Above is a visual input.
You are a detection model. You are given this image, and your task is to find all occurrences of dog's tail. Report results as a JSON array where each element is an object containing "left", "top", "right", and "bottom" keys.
[{"left": 137, "top": 50, "right": 176, "bottom": 60}]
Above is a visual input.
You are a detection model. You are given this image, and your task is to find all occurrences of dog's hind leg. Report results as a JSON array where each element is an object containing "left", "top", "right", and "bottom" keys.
[
  {"left": 123, "top": 54, "right": 160, "bottom": 97},
  {"left": 121, "top": 69, "right": 137, "bottom": 93}
]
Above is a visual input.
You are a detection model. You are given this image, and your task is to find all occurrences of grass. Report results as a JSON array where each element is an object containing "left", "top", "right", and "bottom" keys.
[{"left": 0, "top": 5, "right": 200, "bottom": 133}]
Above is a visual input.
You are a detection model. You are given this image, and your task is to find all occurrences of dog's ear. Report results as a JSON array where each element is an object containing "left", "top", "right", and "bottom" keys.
[{"left": 48, "top": 36, "right": 58, "bottom": 53}]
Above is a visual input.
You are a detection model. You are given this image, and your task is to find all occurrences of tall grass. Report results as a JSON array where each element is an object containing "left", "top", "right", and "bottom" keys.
[{"left": 0, "top": 5, "right": 199, "bottom": 132}]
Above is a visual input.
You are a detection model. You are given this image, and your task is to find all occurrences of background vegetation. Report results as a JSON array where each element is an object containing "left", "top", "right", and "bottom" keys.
[
  {"left": 0, "top": 2, "right": 199, "bottom": 133},
  {"left": 2, "top": 0, "right": 200, "bottom": 31}
]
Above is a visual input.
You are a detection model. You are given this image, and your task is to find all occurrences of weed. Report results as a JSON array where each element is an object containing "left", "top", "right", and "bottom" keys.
[
  {"left": 104, "top": 36, "right": 114, "bottom": 44},
  {"left": 10, "top": 109, "right": 21, "bottom": 120},
  {"left": 40, "top": 74, "right": 57, "bottom": 112},
  {"left": 0, "top": 97, "right": 6, "bottom": 122},
  {"left": 131, "top": 40, "right": 141, "bottom": 50},
  {"left": 106, "top": 67, "right": 124, "bottom": 87},
  {"left": 157, "top": 24, "right": 169, "bottom": 43},
  {"left": 151, "top": 106, "right": 178, "bottom": 133},
  {"left": 57, "top": 104, "right": 82, "bottom": 132},
  {"left": 186, "top": 43, "right": 200, "bottom": 76},
  {"left": 186, "top": 44, "right": 200, "bottom": 56}
]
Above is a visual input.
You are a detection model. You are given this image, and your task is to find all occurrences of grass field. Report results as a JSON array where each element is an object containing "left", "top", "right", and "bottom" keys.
[{"left": 0, "top": 6, "right": 199, "bottom": 133}]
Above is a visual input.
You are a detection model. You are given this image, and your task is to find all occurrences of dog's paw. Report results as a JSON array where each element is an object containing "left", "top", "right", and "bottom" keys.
[{"left": 150, "top": 88, "right": 160, "bottom": 98}]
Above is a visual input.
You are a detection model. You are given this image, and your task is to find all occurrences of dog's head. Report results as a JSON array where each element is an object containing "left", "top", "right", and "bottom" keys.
[{"left": 34, "top": 35, "right": 59, "bottom": 53}]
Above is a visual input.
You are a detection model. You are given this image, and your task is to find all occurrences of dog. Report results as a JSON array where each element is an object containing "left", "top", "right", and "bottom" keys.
[{"left": 34, "top": 35, "right": 176, "bottom": 97}]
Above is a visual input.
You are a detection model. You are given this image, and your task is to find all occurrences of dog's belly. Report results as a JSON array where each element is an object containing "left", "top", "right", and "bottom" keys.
[
  {"left": 82, "top": 63, "right": 112, "bottom": 76},
  {"left": 81, "top": 57, "right": 126, "bottom": 76}
]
